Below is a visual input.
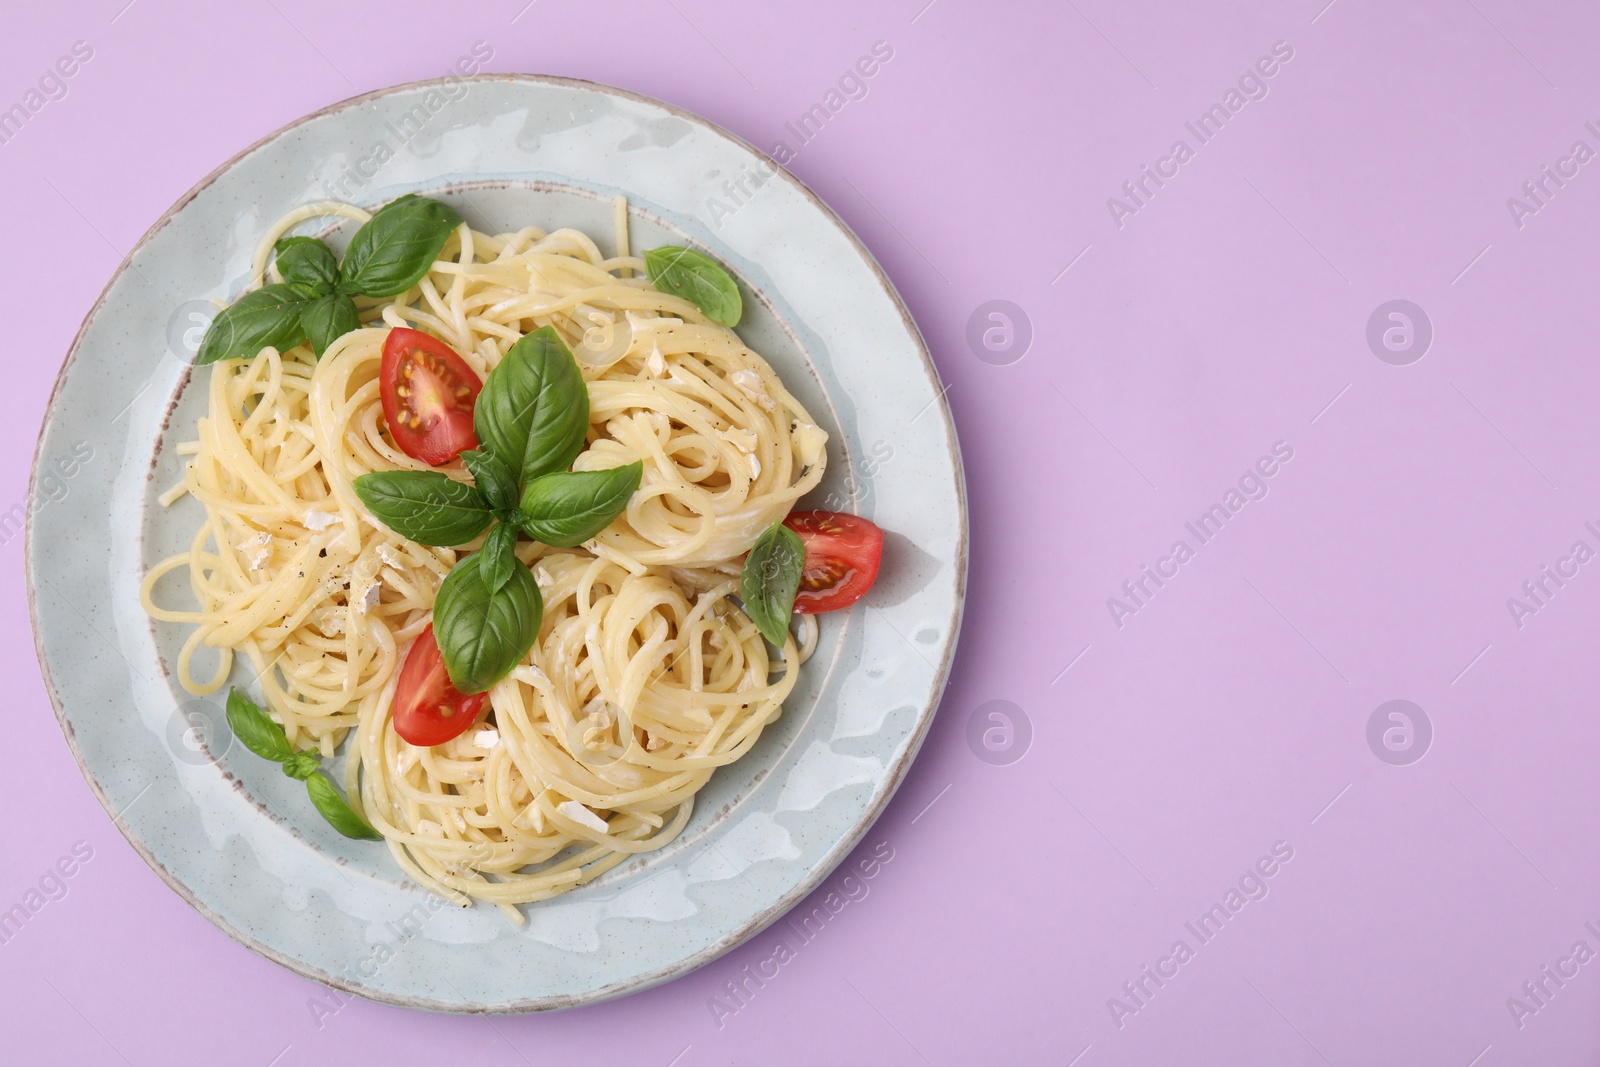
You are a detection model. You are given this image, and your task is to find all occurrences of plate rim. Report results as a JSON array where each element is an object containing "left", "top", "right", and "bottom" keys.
[{"left": 25, "top": 72, "right": 968, "bottom": 1014}]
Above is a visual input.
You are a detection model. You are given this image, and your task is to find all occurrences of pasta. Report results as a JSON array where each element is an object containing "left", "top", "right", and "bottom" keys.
[{"left": 141, "top": 198, "right": 828, "bottom": 921}]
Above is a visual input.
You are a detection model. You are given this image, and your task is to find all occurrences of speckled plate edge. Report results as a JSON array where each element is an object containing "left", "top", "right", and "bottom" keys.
[{"left": 26, "top": 74, "right": 967, "bottom": 1013}]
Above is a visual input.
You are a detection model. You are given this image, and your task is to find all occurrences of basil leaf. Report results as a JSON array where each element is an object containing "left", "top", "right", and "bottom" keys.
[
  {"left": 305, "top": 773, "right": 383, "bottom": 840},
  {"left": 274, "top": 236, "right": 338, "bottom": 297},
  {"left": 226, "top": 689, "right": 377, "bottom": 842},
  {"left": 281, "top": 752, "right": 321, "bottom": 781},
  {"left": 434, "top": 546, "right": 543, "bottom": 695},
  {"left": 461, "top": 449, "right": 520, "bottom": 513},
  {"left": 353, "top": 471, "right": 493, "bottom": 546},
  {"left": 195, "top": 284, "right": 311, "bottom": 365},
  {"left": 302, "top": 293, "right": 361, "bottom": 357},
  {"left": 225, "top": 688, "right": 296, "bottom": 763},
  {"left": 339, "top": 194, "right": 463, "bottom": 298},
  {"left": 739, "top": 522, "right": 804, "bottom": 646},
  {"left": 473, "top": 326, "right": 590, "bottom": 484},
  {"left": 517, "top": 462, "right": 642, "bottom": 548},
  {"left": 643, "top": 246, "right": 742, "bottom": 327},
  {"left": 479, "top": 521, "right": 518, "bottom": 595}
]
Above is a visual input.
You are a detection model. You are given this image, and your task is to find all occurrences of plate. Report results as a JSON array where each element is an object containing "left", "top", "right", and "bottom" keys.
[{"left": 27, "top": 75, "right": 965, "bottom": 1013}]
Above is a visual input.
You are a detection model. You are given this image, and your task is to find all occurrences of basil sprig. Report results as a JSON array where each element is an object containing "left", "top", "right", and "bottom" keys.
[
  {"left": 433, "top": 546, "right": 543, "bottom": 694},
  {"left": 643, "top": 246, "right": 742, "bottom": 327},
  {"left": 224, "top": 689, "right": 381, "bottom": 840},
  {"left": 353, "top": 326, "right": 645, "bottom": 703},
  {"left": 739, "top": 522, "right": 805, "bottom": 646},
  {"left": 195, "top": 194, "right": 463, "bottom": 364},
  {"left": 517, "top": 462, "right": 643, "bottom": 548}
]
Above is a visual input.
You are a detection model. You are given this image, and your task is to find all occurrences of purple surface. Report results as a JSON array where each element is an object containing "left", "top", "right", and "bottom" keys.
[{"left": 6, "top": 0, "right": 1600, "bottom": 1063}]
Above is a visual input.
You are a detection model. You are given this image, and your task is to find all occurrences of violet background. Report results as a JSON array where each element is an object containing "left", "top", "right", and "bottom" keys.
[{"left": 5, "top": 0, "right": 1600, "bottom": 1063}]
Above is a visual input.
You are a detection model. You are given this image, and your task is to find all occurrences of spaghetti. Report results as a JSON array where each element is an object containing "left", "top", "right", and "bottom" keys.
[{"left": 141, "top": 198, "right": 827, "bottom": 920}]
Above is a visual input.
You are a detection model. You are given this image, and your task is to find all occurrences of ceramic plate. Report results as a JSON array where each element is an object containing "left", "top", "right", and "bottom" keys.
[{"left": 27, "top": 75, "right": 965, "bottom": 1013}]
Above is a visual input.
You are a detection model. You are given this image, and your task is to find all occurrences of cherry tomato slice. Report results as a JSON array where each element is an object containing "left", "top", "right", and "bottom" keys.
[
  {"left": 392, "top": 624, "right": 490, "bottom": 747},
  {"left": 379, "top": 327, "right": 482, "bottom": 465},
  {"left": 782, "top": 511, "right": 885, "bottom": 614}
]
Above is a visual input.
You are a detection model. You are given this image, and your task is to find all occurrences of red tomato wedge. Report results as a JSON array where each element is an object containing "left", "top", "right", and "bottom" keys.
[
  {"left": 782, "top": 511, "right": 885, "bottom": 613},
  {"left": 392, "top": 625, "right": 489, "bottom": 747},
  {"left": 379, "top": 327, "right": 482, "bottom": 465}
]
